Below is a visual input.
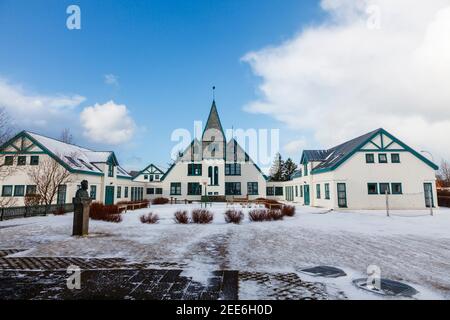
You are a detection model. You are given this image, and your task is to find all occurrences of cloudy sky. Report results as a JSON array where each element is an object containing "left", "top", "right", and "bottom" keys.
[{"left": 0, "top": 0, "right": 449, "bottom": 170}]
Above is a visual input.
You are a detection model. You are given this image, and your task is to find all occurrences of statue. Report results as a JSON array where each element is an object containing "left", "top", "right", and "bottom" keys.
[{"left": 72, "top": 180, "right": 92, "bottom": 236}]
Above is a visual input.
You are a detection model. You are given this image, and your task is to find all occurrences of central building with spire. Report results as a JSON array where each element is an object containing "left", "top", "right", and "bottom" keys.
[{"left": 134, "top": 99, "right": 268, "bottom": 200}]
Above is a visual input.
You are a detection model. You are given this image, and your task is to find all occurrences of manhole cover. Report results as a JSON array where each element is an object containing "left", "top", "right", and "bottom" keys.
[
  {"left": 353, "top": 278, "right": 418, "bottom": 297},
  {"left": 299, "top": 266, "right": 347, "bottom": 278}
]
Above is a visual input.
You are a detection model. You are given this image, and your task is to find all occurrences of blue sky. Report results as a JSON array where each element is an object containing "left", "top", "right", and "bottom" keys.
[{"left": 0, "top": 0, "right": 324, "bottom": 170}]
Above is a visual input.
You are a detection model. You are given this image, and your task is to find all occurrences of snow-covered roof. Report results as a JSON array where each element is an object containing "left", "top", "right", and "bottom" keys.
[{"left": 26, "top": 131, "right": 131, "bottom": 177}]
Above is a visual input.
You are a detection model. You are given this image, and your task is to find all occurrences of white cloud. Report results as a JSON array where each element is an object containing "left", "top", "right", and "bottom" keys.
[
  {"left": 0, "top": 78, "right": 85, "bottom": 127},
  {"left": 104, "top": 74, "right": 119, "bottom": 87},
  {"left": 80, "top": 100, "right": 135, "bottom": 145},
  {"left": 284, "top": 138, "right": 308, "bottom": 156},
  {"left": 243, "top": 0, "right": 450, "bottom": 162}
]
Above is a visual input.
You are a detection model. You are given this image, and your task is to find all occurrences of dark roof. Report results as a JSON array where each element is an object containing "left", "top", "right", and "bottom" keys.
[
  {"left": 311, "top": 129, "right": 380, "bottom": 171},
  {"left": 202, "top": 100, "right": 225, "bottom": 139},
  {"left": 129, "top": 170, "right": 140, "bottom": 178}
]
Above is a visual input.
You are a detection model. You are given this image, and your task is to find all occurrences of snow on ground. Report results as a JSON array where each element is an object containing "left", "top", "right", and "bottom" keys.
[{"left": 1, "top": 203, "right": 450, "bottom": 299}]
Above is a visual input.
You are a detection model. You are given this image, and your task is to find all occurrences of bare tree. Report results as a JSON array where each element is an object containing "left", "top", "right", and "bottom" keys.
[
  {"left": 437, "top": 160, "right": 450, "bottom": 187},
  {"left": 0, "top": 107, "right": 13, "bottom": 145},
  {"left": 60, "top": 128, "right": 74, "bottom": 144},
  {"left": 0, "top": 108, "right": 18, "bottom": 207},
  {"left": 27, "top": 155, "right": 72, "bottom": 206}
]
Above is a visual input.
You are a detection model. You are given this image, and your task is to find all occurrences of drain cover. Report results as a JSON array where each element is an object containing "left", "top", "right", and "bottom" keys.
[
  {"left": 299, "top": 266, "right": 347, "bottom": 278},
  {"left": 353, "top": 278, "right": 418, "bottom": 297}
]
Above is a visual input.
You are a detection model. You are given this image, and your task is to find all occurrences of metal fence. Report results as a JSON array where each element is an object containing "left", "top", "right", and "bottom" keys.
[{"left": 0, "top": 203, "right": 74, "bottom": 221}]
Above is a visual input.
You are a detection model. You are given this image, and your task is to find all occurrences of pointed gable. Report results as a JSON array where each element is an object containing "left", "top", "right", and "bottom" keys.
[{"left": 202, "top": 100, "right": 225, "bottom": 141}]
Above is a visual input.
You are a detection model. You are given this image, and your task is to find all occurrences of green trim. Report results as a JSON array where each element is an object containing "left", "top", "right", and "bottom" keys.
[
  {"left": 378, "top": 153, "right": 388, "bottom": 163},
  {"left": 367, "top": 183, "right": 378, "bottom": 195},
  {"left": 391, "top": 182, "right": 402, "bottom": 195},
  {"left": 311, "top": 129, "right": 439, "bottom": 174},
  {"left": 369, "top": 141, "right": 382, "bottom": 149},
  {"left": 384, "top": 140, "right": 395, "bottom": 149},
  {"left": 117, "top": 175, "right": 133, "bottom": 180}
]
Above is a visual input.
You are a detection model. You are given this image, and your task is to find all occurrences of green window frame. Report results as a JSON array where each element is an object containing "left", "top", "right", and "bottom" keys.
[
  {"left": 266, "top": 187, "right": 274, "bottom": 196},
  {"left": 391, "top": 153, "right": 400, "bottom": 163},
  {"left": 324, "top": 183, "right": 330, "bottom": 199},
  {"left": 108, "top": 164, "right": 114, "bottom": 177},
  {"left": 225, "top": 163, "right": 241, "bottom": 176},
  {"left": 303, "top": 163, "right": 308, "bottom": 176},
  {"left": 378, "top": 153, "right": 388, "bottom": 163},
  {"left": 124, "top": 187, "right": 129, "bottom": 198},
  {"left": 187, "top": 163, "right": 202, "bottom": 176},
  {"left": 300, "top": 185, "right": 303, "bottom": 197},
  {"left": 155, "top": 175, "right": 160, "bottom": 180},
  {"left": 17, "top": 156, "right": 26, "bottom": 166},
  {"left": 2, "top": 185, "right": 13, "bottom": 197},
  {"left": 379, "top": 183, "right": 390, "bottom": 194},
  {"left": 170, "top": 183, "right": 181, "bottom": 195},
  {"left": 117, "top": 186, "right": 122, "bottom": 199},
  {"left": 225, "top": 182, "right": 241, "bottom": 195},
  {"left": 144, "top": 174, "right": 148, "bottom": 180},
  {"left": 30, "top": 156, "right": 39, "bottom": 165},
  {"left": 156, "top": 188, "right": 162, "bottom": 194},
  {"left": 14, "top": 185, "right": 25, "bottom": 197},
  {"left": 26, "top": 185, "right": 37, "bottom": 195},
  {"left": 295, "top": 186, "right": 298, "bottom": 197},
  {"left": 147, "top": 188, "right": 154, "bottom": 195},
  {"left": 316, "top": 184, "right": 321, "bottom": 199},
  {"left": 4, "top": 156, "right": 14, "bottom": 165},
  {"left": 365, "top": 154, "right": 375, "bottom": 163},
  {"left": 56, "top": 185, "right": 67, "bottom": 204},
  {"left": 187, "top": 183, "right": 202, "bottom": 195},
  {"left": 391, "top": 183, "right": 403, "bottom": 195},
  {"left": 90, "top": 185, "right": 97, "bottom": 200},
  {"left": 247, "top": 182, "right": 258, "bottom": 195},
  {"left": 368, "top": 183, "right": 378, "bottom": 195},
  {"left": 275, "top": 187, "right": 283, "bottom": 196}
]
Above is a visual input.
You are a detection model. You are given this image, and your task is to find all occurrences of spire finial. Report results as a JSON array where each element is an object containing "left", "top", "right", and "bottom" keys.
[{"left": 212, "top": 86, "right": 216, "bottom": 101}]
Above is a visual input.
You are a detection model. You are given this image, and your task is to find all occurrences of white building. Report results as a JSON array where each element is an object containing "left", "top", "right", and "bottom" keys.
[{"left": 0, "top": 131, "right": 146, "bottom": 206}]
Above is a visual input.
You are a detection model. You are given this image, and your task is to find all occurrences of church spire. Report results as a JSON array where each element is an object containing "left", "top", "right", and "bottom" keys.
[{"left": 202, "top": 87, "right": 225, "bottom": 140}]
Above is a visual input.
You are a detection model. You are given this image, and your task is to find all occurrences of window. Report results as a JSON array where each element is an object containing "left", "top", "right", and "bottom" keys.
[
  {"left": 391, "top": 183, "right": 402, "bottom": 194},
  {"left": 78, "top": 159, "right": 93, "bottom": 170},
  {"left": 147, "top": 188, "right": 154, "bottom": 195},
  {"left": 17, "top": 156, "right": 26, "bottom": 166},
  {"left": 275, "top": 187, "right": 283, "bottom": 196},
  {"left": 303, "top": 163, "right": 308, "bottom": 176},
  {"left": 170, "top": 183, "right": 181, "bottom": 195},
  {"left": 144, "top": 175, "right": 148, "bottom": 180},
  {"left": 2, "top": 185, "right": 13, "bottom": 197},
  {"left": 14, "top": 185, "right": 25, "bottom": 196},
  {"left": 56, "top": 185, "right": 67, "bottom": 204},
  {"left": 368, "top": 183, "right": 378, "bottom": 195},
  {"left": 325, "top": 183, "right": 330, "bottom": 199},
  {"left": 391, "top": 153, "right": 400, "bottom": 163},
  {"left": 379, "top": 183, "right": 390, "bottom": 194},
  {"left": 247, "top": 182, "right": 258, "bottom": 195},
  {"left": 187, "top": 163, "right": 202, "bottom": 176},
  {"left": 150, "top": 175, "right": 154, "bottom": 181},
  {"left": 295, "top": 186, "right": 298, "bottom": 197},
  {"left": 90, "top": 185, "right": 97, "bottom": 200},
  {"left": 30, "top": 156, "right": 39, "bottom": 165},
  {"left": 365, "top": 154, "right": 375, "bottom": 163},
  {"left": 316, "top": 184, "right": 321, "bottom": 199},
  {"left": 155, "top": 175, "right": 160, "bottom": 180},
  {"left": 156, "top": 188, "right": 163, "bottom": 195},
  {"left": 225, "top": 182, "right": 241, "bottom": 195},
  {"left": 108, "top": 164, "right": 114, "bottom": 177},
  {"left": 4, "top": 156, "right": 13, "bottom": 165},
  {"left": 378, "top": 154, "right": 388, "bottom": 163},
  {"left": 266, "top": 187, "right": 274, "bottom": 196},
  {"left": 300, "top": 185, "right": 303, "bottom": 197},
  {"left": 225, "top": 163, "right": 241, "bottom": 176},
  {"left": 124, "top": 187, "right": 129, "bottom": 198},
  {"left": 117, "top": 186, "right": 122, "bottom": 199},
  {"left": 26, "top": 185, "right": 37, "bottom": 195},
  {"left": 66, "top": 156, "right": 81, "bottom": 167},
  {"left": 188, "top": 183, "right": 202, "bottom": 195}
]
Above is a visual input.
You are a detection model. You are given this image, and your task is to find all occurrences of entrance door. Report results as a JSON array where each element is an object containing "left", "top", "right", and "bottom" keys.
[
  {"left": 337, "top": 183, "right": 347, "bottom": 208},
  {"left": 105, "top": 186, "right": 115, "bottom": 205},
  {"left": 304, "top": 185, "right": 310, "bottom": 205},
  {"left": 424, "top": 183, "right": 434, "bottom": 208}
]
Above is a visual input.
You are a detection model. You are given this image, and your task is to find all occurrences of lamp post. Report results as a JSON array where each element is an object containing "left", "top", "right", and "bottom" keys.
[{"left": 202, "top": 179, "right": 208, "bottom": 208}]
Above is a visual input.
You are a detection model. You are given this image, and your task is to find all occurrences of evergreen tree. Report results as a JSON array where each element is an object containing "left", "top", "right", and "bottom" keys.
[
  {"left": 282, "top": 158, "right": 298, "bottom": 181},
  {"left": 269, "top": 153, "right": 284, "bottom": 181}
]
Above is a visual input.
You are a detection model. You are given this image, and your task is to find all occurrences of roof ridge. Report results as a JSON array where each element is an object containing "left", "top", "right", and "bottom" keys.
[{"left": 25, "top": 130, "right": 94, "bottom": 151}]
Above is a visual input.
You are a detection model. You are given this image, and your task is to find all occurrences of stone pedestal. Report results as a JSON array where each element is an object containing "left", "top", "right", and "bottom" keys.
[{"left": 72, "top": 198, "right": 92, "bottom": 236}]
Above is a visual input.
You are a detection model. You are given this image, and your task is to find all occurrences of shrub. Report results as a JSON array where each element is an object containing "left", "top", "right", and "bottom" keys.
[
  {"left": 269, "top": 209, "right": 284, "bottom": 221},
  {"left": 191, "top": 209, "right": 214, "bottom": 224},
  {"left": 224, "top": 209, "right": 244, "bottom": 224},
  {"left": 140, "top": 212, "right": 160, "bottom": 224},
  {"left": 90, "top": 202, "right": 123, "bottom": 223},
  {"left": 248, "top": 209, "right": 270, "bottom": 222},
  {"left": 174, "top": 210, "right": 189, "bottom": 224},
  {"left": 264, "top": 202, "right": 283, "bottom": 210},
  {"left": 282, "top": 205, "right": 296, "bottom": 217},
  {"left": 152, "top": 197, "right": 169, "bottom": 205},
  {"left": 24, "top": 194, "right": 41, "bottom": 207},
  {"left": 54, "top": 206, "right": 67, "bottom": 216}
]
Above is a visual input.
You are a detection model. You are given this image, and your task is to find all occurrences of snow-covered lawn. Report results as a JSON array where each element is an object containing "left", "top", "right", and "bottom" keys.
[{"left": 1, "top": 203, "right": 450, "bottom": 300}]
